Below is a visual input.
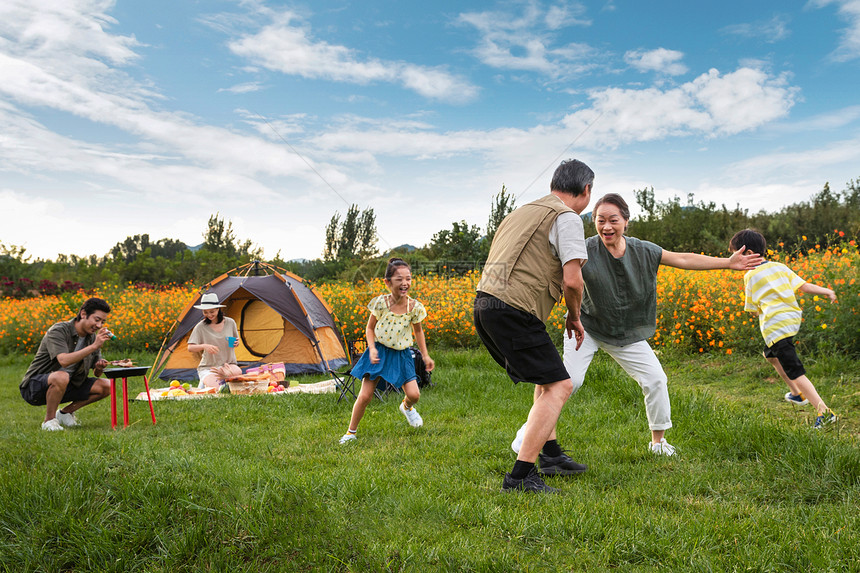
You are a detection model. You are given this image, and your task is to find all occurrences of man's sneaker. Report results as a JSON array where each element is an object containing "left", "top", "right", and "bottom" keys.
[
  {"left": 813, "top": 409, "right": 837, "bottom": 429},
  {"left": 511, "top": 422, "right": 527, "bottom": 454},
  {"left": 501, "top": 467, "right": 559, "bottom": 494},
  {"left": 399, "top": 402, "right": 423, "bottom": 427},
  {"left": 55, "top": 409, "right": 80, "bottom": 427},
  {"left": 649, "top": 438, "right": 676, "bottom": 456},
  {"left": 784, "top": 392, "right": 809, "bottom": 406},
  {"left": 538, "top": 451, "right": 588, "bottom": 475},
  {"left": 339, "top": 433, "right": 357, "bottom": 444},
  {"left": 41, "top": 418, "right": 64, "bottom": 431}
]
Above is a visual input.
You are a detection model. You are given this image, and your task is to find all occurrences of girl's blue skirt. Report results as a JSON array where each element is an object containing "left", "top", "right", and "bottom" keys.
[{"left": 351, "top": 342, "right": 416, "bottom": 389}]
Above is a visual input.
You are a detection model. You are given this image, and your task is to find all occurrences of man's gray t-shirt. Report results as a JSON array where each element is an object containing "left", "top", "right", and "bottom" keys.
[
  {"left": 20, "top": 319, "right": 102, "bottom": 388},
  {"left": 581, "top": 236, "right": 663, "bottom": 346}
]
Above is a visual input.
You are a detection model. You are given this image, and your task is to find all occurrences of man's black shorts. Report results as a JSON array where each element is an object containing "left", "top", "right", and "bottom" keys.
[
  {"left": 20, "top": 374, "right": 99, "bottom": 406},
  {"left": 764, "top": 337, "right": 806, "bottom": 380},
  {"left": 473, "top": 292, "right": 569, "bottom": 385}
]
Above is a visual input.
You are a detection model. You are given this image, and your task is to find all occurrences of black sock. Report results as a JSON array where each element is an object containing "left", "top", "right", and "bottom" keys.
[
  {"left": 511, "top": 460, "right": 535, "bottom": 480},
  {"left": 542, "top": 439, "right": 563, "bottom": 457}
]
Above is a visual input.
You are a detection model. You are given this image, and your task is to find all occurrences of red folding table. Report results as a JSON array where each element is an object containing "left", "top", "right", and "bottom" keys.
[{"left": 103, "top": 366, "right": 157, "bottom": 429}]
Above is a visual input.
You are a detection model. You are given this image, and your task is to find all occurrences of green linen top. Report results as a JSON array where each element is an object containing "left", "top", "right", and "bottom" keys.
[{"left": 580, "top": 235, "right": 663, "bottom": 346}]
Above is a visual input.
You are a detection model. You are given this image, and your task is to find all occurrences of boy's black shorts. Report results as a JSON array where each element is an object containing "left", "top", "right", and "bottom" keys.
[
  {"left": 764, "top": 337, "right": 806, "bottom": 380},
  {"left": 20, "top": 374, "right": 99, "bottom": 406},
  {"left": 473, "top": 292, "right": 569, "bottom": 385}
]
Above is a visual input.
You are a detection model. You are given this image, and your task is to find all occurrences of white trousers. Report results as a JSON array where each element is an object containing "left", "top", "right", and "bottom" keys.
[{"left": 563, "top": 331, "right": 672, "bottom": 431}]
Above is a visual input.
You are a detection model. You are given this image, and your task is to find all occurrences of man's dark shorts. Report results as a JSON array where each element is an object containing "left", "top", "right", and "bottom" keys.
[
  {"left": 20, "top": 374, "right": 99, "bottom": 406},
  {"left": 764, "top": 337, "right": 806, "bottom": 380},
  {"left": 473, "top": 292, "right": 569, "bottom": 385}
]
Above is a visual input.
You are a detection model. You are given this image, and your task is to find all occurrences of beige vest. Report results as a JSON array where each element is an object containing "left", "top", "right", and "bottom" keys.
[{"left": 477, "top": 194, "right": 574, "bottom": 321}]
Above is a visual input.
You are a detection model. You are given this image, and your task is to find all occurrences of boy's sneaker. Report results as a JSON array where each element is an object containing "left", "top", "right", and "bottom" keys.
[
  {"left": 649, "top": 438, "right": 676, "bottom": 456},
  {"left": 538, "top": 451, "right": 588, "bottom": 475},
  {"left": 399, "top": 402, "right": 423, "bottom": 427},
  {"left": 501, "top": 467, "right": 559, "bottom": 494},
  {"left": 784, "top": 392, "right": 809, "bottom": 406},
  {"left": 813, "top": 410, "right": 837, "bottom": 429},
  {"left": 41, "top": 418, "right": 64, "bottom": 431},
  {"left": 339, "top": 433, "right": 356, "bottom": 444},
  {"left": 511, "top": 422, "right": 527, "bottom": 454},
  {"left": 55, "top": 409, "right": 80, "bottom": 427}
]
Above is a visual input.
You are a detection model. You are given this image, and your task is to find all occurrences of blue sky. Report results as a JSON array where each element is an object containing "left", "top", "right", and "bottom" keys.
[{"left": 2, "top": 0, "right": 860, "bottom": 261}]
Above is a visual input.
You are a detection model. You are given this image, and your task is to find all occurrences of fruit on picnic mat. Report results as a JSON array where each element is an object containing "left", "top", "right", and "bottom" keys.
[
  {"left": 182, "top": 382, "right": 191, "bottom": 391},
  {"left": 169, "top": 380, "right": 181, "bottom": 388}
]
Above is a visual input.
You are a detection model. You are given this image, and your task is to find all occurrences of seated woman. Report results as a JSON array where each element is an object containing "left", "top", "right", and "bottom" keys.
[{"left": 186, "top": 293, "right": 242, "bottom": 388}]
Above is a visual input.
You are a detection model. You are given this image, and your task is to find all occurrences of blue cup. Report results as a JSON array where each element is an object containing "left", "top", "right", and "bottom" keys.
[{"left": 226, "top": 336, "right": 238, "bottom": 347}]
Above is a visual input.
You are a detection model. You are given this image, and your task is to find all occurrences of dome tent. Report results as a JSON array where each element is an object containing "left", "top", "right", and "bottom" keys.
[{"left": 152, "top": 262, "right": 347, "bottom": 382}]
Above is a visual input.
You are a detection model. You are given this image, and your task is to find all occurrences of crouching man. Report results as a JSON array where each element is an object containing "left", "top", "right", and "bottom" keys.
[{"left": 20, "top": 297, "right": 113, "bottom": 431}]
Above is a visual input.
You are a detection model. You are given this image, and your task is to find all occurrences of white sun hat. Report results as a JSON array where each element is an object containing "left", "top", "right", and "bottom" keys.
[{"left": 193, "top": 292, "right": 226, "bottom": 309}]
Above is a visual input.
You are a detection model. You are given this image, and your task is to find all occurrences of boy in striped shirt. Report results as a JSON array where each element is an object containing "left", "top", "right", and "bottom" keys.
[{"left": 730, "top": 229, "right": 838, "bottom": 429}]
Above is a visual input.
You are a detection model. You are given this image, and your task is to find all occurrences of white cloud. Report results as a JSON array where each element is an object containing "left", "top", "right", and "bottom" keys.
[
  {"left": 769, "top": 105, "right": 860, "bottom": 133},
  {"left": 227, "top": 10, "right": 478, "bottom": 103},
  {"left": 728, "top": 135, "right": 860, "bottom": 178},
  {"left": 0, "top": 0, "right": 140, "bottom": 65},
  {"left": 558, "top": 67, "right": 798, "bottom": 145},
  {"left": 811, "top": 0, "right": 860, "bottom": 61},
  {"left": 544, "top": 2, "right": 591, "bottom": 29},
  {"left": 305, "top": 66, "right": 798, "bottom": 175},
  {"left": 219, "top": 82, "right": 264, "bottom": 94},
  {"left": 721, "top": 15, "right": 791, "bottom": 43},
  {"left": 624, "top": 48, "right": 688, "bottom": 76},
  {"left": 458, "top": 2, "right": 597, "bottom": 78}
]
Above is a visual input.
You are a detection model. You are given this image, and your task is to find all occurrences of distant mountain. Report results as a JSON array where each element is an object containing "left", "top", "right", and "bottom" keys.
[
  {"left": 187, "top": 243, "right": 204, "bottom": 252},
  {"left": 387, "top": 244, "right": 417, "bottom": 253}
]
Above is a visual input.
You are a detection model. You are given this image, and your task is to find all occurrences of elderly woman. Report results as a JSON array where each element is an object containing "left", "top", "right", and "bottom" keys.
[
  {"left": 186, "top": 293, "right": 243, "bottom": 388},
  {"left": 513, "top": 193, "right": 762, "bottom": 457}
]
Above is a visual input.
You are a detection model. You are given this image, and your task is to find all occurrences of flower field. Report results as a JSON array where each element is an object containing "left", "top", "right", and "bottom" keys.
[
  {"left": 2, "top": 239, "right": 858, "bottom": 357},
  {"left": 0, "top": 283, "right": 193, "bottom": 354}
]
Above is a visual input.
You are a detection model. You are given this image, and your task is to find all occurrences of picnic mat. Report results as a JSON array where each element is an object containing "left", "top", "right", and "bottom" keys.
[{"left": 134, "top": 379, "right": 337, "bottom": 401}]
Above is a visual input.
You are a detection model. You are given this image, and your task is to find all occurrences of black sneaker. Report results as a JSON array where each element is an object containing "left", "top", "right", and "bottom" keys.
[
  {"left": 501, "top": 467, "right": 560, "bottom": 493},
  {"left": 538, "top": 451, "right": 588, "bottom": 476}
]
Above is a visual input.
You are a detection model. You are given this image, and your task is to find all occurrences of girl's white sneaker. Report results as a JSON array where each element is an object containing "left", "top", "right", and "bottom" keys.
[
  {"left": 399, "top": 402, "right": 423, "bottom": 427},
  {"left": 339, "top": 433, "right": 356, "bottom": 444}
]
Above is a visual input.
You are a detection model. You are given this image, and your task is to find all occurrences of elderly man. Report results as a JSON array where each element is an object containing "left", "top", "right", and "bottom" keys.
[
  {"left": 474, "top": 159, "right": 593, "bottom": 493},
  {"left": 20, "top": 297, "right": 114, "bottom": 430}
]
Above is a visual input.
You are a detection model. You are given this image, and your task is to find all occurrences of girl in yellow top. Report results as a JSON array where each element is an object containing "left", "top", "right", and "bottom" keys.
[
  {"left": 339, "top": 258, "right": 435, "bottom": 444},
  {"left": 730, "top": 229, "right": 838, "bottom": 429}
]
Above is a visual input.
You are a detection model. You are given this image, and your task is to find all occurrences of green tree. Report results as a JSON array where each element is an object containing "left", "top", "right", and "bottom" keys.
[
  {"left": 323, "top": 205, "right": 377, "bottom": 262},
  {"left": 486, "top": 184, "right": 516, "bottom": 246},
  {"left": 110, "top": 234, "right": 153, "bottom": 263},
  {"left": 0, "top": 241, "right": 33, "bottom": 280},
  {"left": 428, "top": 221, "right": 483, "bottom": 262},
  {"left": 630, "top": 188, "right": 747, "bottom": 254},
  {"left": 203, "top": 214, "right": 249, "bottom": 257}
]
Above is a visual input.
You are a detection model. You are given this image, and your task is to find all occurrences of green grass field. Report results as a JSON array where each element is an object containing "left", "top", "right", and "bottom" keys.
[{"left": 1, "top": 349, "right": 858, "bottom": 572}]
